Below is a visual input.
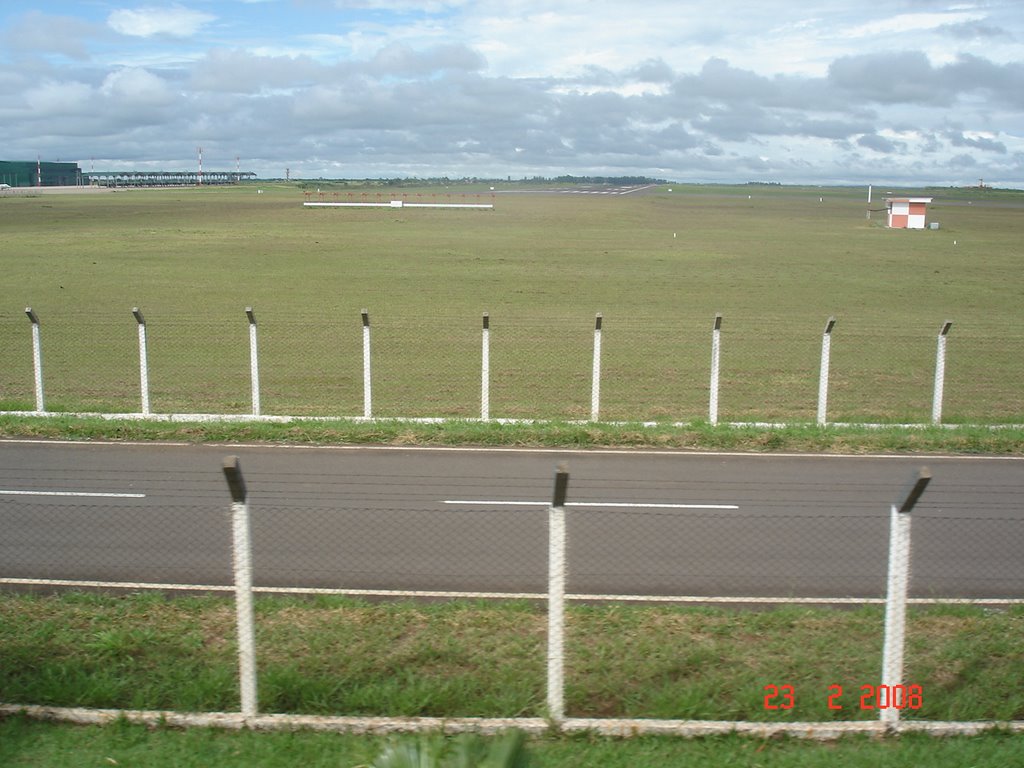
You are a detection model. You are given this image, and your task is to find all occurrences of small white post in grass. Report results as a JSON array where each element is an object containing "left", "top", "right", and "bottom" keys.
[
  {"left": 245, "top": 307, "right": 260, "bottom": 417},
  {"left": 881, "top": 467, "right": 931, "bottom": 730},
  {"left": 547, "top": 464, "right": 570, "bottom": 726},
  {"left": 817, "top": 316, "right": 837, "bottom": 427},
  {"left": 931, "top": 321, "right": 953, "bottom": 425},
  {"left": 222, "top": 456, "right": 259, "bottom": 719},
  {"left": 361, "top": 309, "right": 372, "bottom": 419},
  {"left": 25, "top": 308, "right": 45, "bottom": 412},
  {"left": 591, "top": 313, "right": 602, "bottom": 422},
  {"left": 709, "top": 314, "right": 722, "bottom": 426},
  {"left": 481, "top": 312, "right": 490, "bottom": 421},
  {"left": 132, "top": 308, "right": 150, "bottom": 416}
]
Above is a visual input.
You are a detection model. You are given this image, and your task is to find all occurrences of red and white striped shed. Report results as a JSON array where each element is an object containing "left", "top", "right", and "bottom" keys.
[{"left": 886, "top": 197, "right": 932, "bottom": 229}]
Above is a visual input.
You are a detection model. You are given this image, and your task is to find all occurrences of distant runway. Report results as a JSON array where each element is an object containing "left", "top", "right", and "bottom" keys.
[
  {"left": 1, "top": 440, "right": 1021, "bottom": 603},
  {"left": 496, "top": 184, "right": 661, "bottom": 196},
  {"left": 0, "top": 185, "right": 114, "bottom": 196}
]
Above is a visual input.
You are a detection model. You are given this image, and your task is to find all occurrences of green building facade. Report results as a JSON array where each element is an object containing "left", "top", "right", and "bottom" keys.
[{"left": 0, "top": 160, "right": 82, "bottom": 187}]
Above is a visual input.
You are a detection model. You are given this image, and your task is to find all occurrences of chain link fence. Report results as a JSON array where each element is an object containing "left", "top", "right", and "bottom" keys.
[
  {"left": 2, "top": 483, "right": 1021, "bottom": 602},
  {"left": 1, "top": 459, "right": 1022, "bottom": 731},
  {"left": 0, "top": 498, "right": 232, "bottom": 587},
  {"left": 2, "top": 308, "right": 1022, "bottom": 424}
]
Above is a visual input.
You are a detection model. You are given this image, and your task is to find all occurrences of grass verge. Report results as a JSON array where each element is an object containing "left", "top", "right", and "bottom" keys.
[
  {"left": 1, "top": 414, "right": 1023, "bottom": 454},
  {"left": 2, "top": 716, "right": 1024, "bottom": 768},
  {"left": 2, "top": 593, "right": 1021, "bottom": 722}
]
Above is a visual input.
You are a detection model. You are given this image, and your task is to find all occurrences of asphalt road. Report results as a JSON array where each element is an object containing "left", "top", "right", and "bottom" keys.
[{"left": 1, "top": 440, "right": 1021, "bottom": 601}]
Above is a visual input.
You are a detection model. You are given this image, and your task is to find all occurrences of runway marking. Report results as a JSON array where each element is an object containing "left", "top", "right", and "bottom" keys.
[
  {"left": 617, "top": 184, "right": 660, "bottom": 194},
  {"left": 0, "top": 489, "right": 146, "bottom": 499},
  {"left": 444, "top": 500, "right": 739, "bottom": 510}
]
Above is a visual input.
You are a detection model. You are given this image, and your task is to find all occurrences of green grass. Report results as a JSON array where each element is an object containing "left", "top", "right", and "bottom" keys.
[
  {"left": 1, "top": 183, "right": 1022, "bottom": 423},
  {"left": 4, "top": 592, "right": 1021, "bottom": 765},
  {"left": 2, "top": 716, "right": 1023, "bottom": 768},
  {"left": 2, "top": 414, "right": 1022, "bottom": 454},
  {"left": 2, "top": 593, "right": 1021, "bottom": 723}
]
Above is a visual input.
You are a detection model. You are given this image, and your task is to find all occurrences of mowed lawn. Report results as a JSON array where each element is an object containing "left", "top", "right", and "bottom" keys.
[{"left": 1, "top": 183, "right": 1021, "bottom": 422}]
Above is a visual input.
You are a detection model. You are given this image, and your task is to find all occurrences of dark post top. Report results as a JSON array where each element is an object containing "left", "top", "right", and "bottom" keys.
[
  {"left": 223, "top": 456, "right": 247, "bottom": 503},
  {"left": 552, "top": 463, "right": 569, "bottom": 508},
  {"left": 897, "top": 468, "right": 931, "bottom": 513}
]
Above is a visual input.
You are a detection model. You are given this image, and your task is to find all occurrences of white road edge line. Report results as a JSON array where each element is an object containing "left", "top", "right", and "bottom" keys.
[
  {"left": 1, "top": 578, "right": 1019, "bottom": 605},
  {"left": 444, "top": 500, "right": 739, "bottom": 510},
  {"left": 0, "top": 489, "right": 146, "bottom": 499},
  {"left": 2, "top": 437, "right": 1022, "bottom": 461}
]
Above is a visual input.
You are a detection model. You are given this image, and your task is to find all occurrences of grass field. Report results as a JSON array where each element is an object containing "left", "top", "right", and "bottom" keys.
[{"left": 1, "top": 182, "right": 1022, "bottom": 423}]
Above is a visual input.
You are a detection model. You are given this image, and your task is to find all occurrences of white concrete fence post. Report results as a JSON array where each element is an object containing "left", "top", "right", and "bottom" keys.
[
  {"left": 931, "top": 321, "right": 953, "bottom": 425},
  {"left": 245, "top": 307, "right": 260, "bottom": 417},
  {"left": 547, "top": 464, "right": 570, "bottom": 725},
  {"left": 222, "top": 456, "right": 259, "bottom": 719},
  {"left": 591, "top": 313, "right": 602, "bottom": 422},
  {"left": 132, "top": 308, "right": 150, "bottom": 416},
  {"left": 25, "top": 308, "right": 45, "bottom": 412},
  {"left": 880, "top": 467, "right": 931, "bottom": 729},
  {"left": 817, "top": 316, "right": 836, "bottom": 426},
  {"left": 709, "top": 314, "right": 722, "bottom": 426},
  {"left": 481, "top": 312, "right": 490, "bottom": 421},
  {"left": 361, "top": 309, "right": 372, "bottom": 419}
]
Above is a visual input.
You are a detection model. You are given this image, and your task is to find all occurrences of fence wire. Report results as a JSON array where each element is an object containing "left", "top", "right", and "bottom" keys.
[
  {"left": 565, "top": 509, "right": 889, "bottom": 599},
  {"left": 1, "top": 466, "right": 1021, "bottom": 726},
  {"left": 0, "top": 498, "right": 232, "bottom": 586},
  {"left": 250, "top": 506, "right": 547, "bottom": 593},
  {"left": 910, "top": 513, "right": 1024, "bottom": 599},
  {"left": 2, "top": 496, "right": 1021, "bottom": 602}
]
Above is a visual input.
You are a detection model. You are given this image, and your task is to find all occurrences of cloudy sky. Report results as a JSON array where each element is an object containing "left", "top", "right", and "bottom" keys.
[{"left": 2, "top": 0, "right": 1022, "bottom": 186}]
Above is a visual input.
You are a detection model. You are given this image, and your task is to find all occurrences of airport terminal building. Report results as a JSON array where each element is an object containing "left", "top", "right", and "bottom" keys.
[
  {"left": 1, "top": 160, "right": 255, "bottom": 188},
  {"left": 0, "top": 160, "right": 82, "bottom": 187}
]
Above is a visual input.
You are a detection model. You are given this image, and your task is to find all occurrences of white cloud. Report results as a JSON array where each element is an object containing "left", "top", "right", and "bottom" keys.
[
  {"left": 333, "top": 0, "right": 463, "bottom": 11},
  {"left": 100, "top": 68, "right": 175, "bottom": 105},
  {"left": 25, "top": 80, "right": 92, "bottom": 115},
  {"left": 842, "top": 11, "right": 987, "bottom": 39},
  {"left": 108, "top": 5, "right": 216, "bottom": 38},
  {"left": 1, "top": 11, "right": 101, "bottom": 60}
]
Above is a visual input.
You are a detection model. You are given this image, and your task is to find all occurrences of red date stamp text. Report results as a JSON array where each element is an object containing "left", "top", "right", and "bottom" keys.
[{"left": 763, "top": 683, "right": 923, "bottom": 711}]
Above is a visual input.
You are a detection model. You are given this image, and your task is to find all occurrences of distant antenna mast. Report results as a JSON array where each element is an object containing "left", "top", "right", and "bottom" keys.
[
  {"left": 37, "top": 155, "right": 41, "bottom": 187},
  {"left": 198, "top": 146, "right": 203, "bottom": 186}
]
